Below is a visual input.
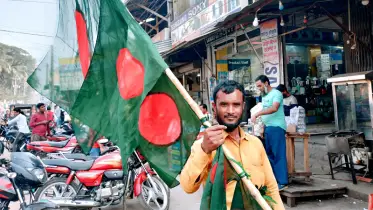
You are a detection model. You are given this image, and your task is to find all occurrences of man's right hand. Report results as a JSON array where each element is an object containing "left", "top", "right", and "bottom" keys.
[
  {"left": 37, "top": 120, "right": 49, "bottom": 125},
  {"left": 201, "top": 125, "right": 227, "bottom": 154}
]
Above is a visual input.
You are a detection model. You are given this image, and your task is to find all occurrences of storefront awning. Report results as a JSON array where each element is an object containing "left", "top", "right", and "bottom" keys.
[
  {"left": 214, "top": 0, "right": 275, "bottom": 28},
  {"left": 214, "top": 0, "right": 342, "bottom": 29},
  {"left": 161, "top": 28, "right": 221, "bottom": 58}
]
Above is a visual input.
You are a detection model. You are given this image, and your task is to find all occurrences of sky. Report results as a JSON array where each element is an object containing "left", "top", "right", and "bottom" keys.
[{"left": 0, "top": 0, "right": 58, "bottom": 64}]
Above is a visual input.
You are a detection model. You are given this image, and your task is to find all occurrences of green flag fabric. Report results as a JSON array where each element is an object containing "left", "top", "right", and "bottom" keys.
[
  {"left": 27, "top": 0, "right": 102, "bottom": 152},
  {"left": 201, "top": 147, "right": 277, "bottom": 210},
  {"left": 63, "top": 0, "right": 201, "bottom": 187},
  {"left": 27, "top": 0, "right": 200, "bottom": 187}
]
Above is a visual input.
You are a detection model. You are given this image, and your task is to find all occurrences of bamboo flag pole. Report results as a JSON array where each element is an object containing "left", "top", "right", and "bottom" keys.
[{"left": 165, "top": 68, "right": 272, "bottom": 210}]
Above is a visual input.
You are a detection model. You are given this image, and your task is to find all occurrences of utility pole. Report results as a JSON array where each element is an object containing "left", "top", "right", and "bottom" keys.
[
  {"left": 167, "top": 0, "right": 173, "bottom": 38},
  {"left": 50, "top": 45, "right": 54, "bottom": 102}
]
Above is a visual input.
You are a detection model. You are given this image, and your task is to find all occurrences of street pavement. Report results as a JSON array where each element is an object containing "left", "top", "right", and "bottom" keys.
[{"left": 3, "top": 135, "right": 370, "bottom": 209}]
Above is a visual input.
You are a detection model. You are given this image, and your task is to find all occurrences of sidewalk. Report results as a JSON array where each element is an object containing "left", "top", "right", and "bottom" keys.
[
  {"left": 293, "top": 136, "right": 373, "bottom": 203},
  {"left": 307, "top": 123, "right": 336, "bottom": 135}
]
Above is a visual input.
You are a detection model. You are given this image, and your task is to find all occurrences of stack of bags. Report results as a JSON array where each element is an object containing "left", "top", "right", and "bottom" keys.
[
  {"left": 289, "top": 106, "right": 306, "bottom": 134},
  {"left": 249, "top": 103, "right": 264, "bottom": 137}
]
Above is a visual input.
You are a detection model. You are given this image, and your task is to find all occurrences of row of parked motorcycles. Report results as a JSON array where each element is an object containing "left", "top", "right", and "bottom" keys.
[{"left": 0, "top": 123, "right": 170, "bottom": 210}]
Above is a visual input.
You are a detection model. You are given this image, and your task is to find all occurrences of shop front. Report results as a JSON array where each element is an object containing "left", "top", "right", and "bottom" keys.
[
  {"left": 284, "top": 28, "right": 345, "bottom": 127},
  {"left": 206, "top": 17, "right": 346, "bottom": 130},
  {"left": 174, "top": 62, "right": 203, "bottom": 104},
  {"left": 206, "top": 26, "right": 264, "bottom": 122}
]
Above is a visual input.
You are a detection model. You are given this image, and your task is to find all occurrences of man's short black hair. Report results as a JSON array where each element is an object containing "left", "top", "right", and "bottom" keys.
[
  {"left": 36, "top": 103, "right": 45, "bottom": 109},
  {"left": 277, "top": 84, "right": 287, "bottom": 92},
  {"left": 213, "top": 80, "right": 245, "bottom": 103},
  {"left": 13, "top": 108, "right": 21, "bottom": 113},
  {"left": 200, "top": 104, "right": 208, "bottom": 110},
  {"left": 255, "top": 75, "right": 270, "bottom": 85},
  {"left": 47, "top": 106, "right": 51, "bottom": 111}
]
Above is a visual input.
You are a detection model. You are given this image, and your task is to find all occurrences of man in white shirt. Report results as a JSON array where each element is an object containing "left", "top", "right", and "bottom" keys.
[
  {"left": 7, "top": 108, "right": 30, "bottom": 134},
  {"left": 277, "top": 84, "right": 298, "bottom": 106}
]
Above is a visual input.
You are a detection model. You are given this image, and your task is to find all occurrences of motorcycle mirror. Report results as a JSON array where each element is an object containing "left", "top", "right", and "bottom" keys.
[
  {"left": 97, "top": 138, "right": 109, "bottom": 144},
  {"left": 7, "top": 172, "right": 17, "bottom": 179}
]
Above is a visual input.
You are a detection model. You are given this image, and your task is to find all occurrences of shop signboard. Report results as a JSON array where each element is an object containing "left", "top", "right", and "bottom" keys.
[
  {"left": 171, "top": 0, "right": 243, "bottom": 47},
  {"left": 227, "top": 59, "right": 251, "bottom": 71},
  {"left": 205, "top": 25, "right": 236, "bottom": 44},
  {"left": 330, "top": 53, "right": 343, "bottom": 65},
  {"left": 58, "top": 57, "right": 84, "bottom": 91},
  {"left": 260, "top": 19, "right": 280, "bottom": 87}
]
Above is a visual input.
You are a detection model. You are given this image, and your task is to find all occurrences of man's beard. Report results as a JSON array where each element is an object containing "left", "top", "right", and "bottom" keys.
[
  {"left": 260, "top": 86, "right": 269, "bottom": 96},
  {"left": 216, "top": 112, "right": 242, "bottom": 132}
]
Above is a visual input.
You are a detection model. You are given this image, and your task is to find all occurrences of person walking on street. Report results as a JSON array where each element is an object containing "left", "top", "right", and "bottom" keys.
[
  {"left": 29, "top": 103, "right": 49, "bottom": 141},
  {"left": 7, "top": 108, "right": 30, "bottom": 134},
  {"left": 251, "top": 75, "right": 288, "bottom": 191},
  {"left": 180, "top": 80, "right": 284, "bottom": 210}
]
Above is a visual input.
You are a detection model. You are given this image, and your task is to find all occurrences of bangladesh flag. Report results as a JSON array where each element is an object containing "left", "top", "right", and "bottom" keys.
[
  {"left": 27, "top": 0, "right": 102, "bottom": 152},
  {"left": 60, "top": 0, "right": 201, "bottom": 187},
  {"left": 201, "top": 147, "right": 277, "bottom": 210}
]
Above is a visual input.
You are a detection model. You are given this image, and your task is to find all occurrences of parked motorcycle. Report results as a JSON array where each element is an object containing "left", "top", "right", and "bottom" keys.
[
  {"left": 35, "top": 145, "right": 170, "bottom": 210},
  {"left": 0, "top": 152, "right": 59, "bottom": 210},
  {"left": 24, "top": 136, "right": 80, "bottom": 158},
  {"left": 0, "top": 125, "right": 24, "bottom": 152}
]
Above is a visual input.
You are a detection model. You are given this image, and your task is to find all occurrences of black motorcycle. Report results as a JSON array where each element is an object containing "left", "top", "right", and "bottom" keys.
[
  {"left": 0, "top": 152, "right": 59, "bottom": 210},
  {"left": 0, "top": 125, "right": 25, "bottom": 152}
]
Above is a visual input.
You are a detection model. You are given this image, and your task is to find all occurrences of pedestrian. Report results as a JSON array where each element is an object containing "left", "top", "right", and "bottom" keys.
[
  {"left": 3, "top": 109, "right": 11, "bottom": 121},
  {"left": 251, "top": 75, "right": 288, "bottom": 191},
  {"left": 199, "top": 103, "right": 213, "bottom": 133},
  {"left": 180, "top": 80, "right": 284, "bottom": 209},
  {"left": 46, "top": 106, "right": 56, "bottom": 134},
  {"left": 277, "top": 84, "right": 298, "bottom": 116},
  {"left": 276, "top": 84, "right": 298, "bottom": 106},
  {"left": 29, "top": 103, "right": 49, "bottom": 141},
  {"left": 7, "top": 108, "right": 30, "bottom": 134},
  {"left": 199, "top": 104, "right": 212, "bottom": 122}
]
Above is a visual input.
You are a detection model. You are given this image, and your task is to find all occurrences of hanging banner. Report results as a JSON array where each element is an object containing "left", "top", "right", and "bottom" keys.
[
  {"left": 171, "top": 0, "right": 243, "bottom": 47},
  {"left": 260, "top": 19, "right": 280, "bottom": 87}
]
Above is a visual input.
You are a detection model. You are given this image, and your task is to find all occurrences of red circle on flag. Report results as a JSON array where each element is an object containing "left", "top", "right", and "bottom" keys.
[
  {"left": 139, "top": 93, "right": 181, "bottom": 146},
  {"left": 116, "top": 48, "right": 145, "bottom": 100},
  {"left": 75, "top": 11, "right": 90, "bottom": 78}
]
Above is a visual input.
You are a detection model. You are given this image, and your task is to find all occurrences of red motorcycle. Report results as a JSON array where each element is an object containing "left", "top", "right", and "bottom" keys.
[
  {"left": 34, "top": 146, "right": 170, "bottom": 210},
  {"left": 23, "top": 136, "right": 81, "bottom": 158}
]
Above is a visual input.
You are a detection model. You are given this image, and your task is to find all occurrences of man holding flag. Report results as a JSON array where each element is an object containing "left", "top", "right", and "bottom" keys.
[
  {"left": 181, "top": 80, "right": 284, "bottom": 210},
  {"left": 27, "top": 0, "right": 284, "bottom": 209}
]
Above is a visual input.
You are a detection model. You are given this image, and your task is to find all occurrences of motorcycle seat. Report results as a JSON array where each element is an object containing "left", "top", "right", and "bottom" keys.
[
  {"left": 30, "top": 140, "right": 69, "bottom": 148},
  {"left": 42, "top": 159, "right": 94, "bottom": 171},
  {"left": 47, "top": 135, "right": 69, "bottom": 141},
  {"left": 62, "top": 153, "right": 95, "bottom": 161}
]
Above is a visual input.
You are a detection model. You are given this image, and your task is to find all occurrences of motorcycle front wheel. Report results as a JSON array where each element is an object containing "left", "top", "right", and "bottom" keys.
[
  {"left": 34, "top": 177, "right": 82, "bottom": 210},
  {"left": 138, "top": 175, "right": 170, "bottom": 210}
]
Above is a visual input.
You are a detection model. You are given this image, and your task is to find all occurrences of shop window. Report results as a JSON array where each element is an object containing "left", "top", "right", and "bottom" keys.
[
  {"left": 228, "top": 0, "right": 239, "bottom": 12},
  {"left": 285, "top": 44, "right": 345, "bottom": 125},
  {"left": 215, "top": 36, "right": 263, "bottom": 94}
]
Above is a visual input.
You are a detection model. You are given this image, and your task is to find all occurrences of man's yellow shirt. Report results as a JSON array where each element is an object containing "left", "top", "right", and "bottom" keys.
[{"left": 180, "top": 127, "right": 285, "bottom": 210}]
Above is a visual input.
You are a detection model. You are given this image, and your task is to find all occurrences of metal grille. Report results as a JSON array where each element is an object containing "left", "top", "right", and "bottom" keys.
[{"left": 343, "top": 0, "right": 373, "bottom": 73}]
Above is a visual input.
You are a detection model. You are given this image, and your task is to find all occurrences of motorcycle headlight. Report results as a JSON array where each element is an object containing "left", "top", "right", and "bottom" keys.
[{"left": 27, "top": 168, "right": 47, "bottom": 182}]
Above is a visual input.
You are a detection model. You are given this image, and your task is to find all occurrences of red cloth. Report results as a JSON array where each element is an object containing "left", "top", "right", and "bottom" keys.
[
  {"left": 92, "top": 142, "right": 100, "bottom": 148},
  {"left": 47, "top": 111, "right": 54, "bottom": 121},
  {"left": 29, "top": 112, "right": 48, "bottom": 137}
]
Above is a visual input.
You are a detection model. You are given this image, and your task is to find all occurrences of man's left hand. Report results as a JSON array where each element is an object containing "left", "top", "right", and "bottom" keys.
[{"left": 250, "top": 114, "right": 257, "bottom": 124}]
